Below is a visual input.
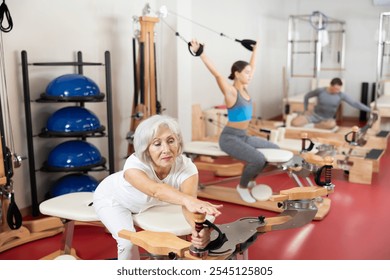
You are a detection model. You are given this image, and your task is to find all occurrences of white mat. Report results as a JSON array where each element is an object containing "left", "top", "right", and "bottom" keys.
[
  {"left": 184, "top": 141, "right": 227, "bottom": 157},
  {"left": 185, "top": 141, "right": 293, "bottom": 163},
  {"left": 39, "top": 192, "right": 98, "bottom": 222},
  {"left": 133, "top": 204, "right": 215, "bottom": 236}
]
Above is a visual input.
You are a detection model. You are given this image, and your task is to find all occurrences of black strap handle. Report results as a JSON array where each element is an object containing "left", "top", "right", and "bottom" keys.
[
  {"left": 301, "top": 138, "right": 315, "bottom": 152},
  {"left": 314, "top": 164, "right": 332, "bottom": 187},
  {"left": 7, "top": 192, "right": 22, "bottom": 230},
  {"left": 203, "top": 219, "right": 228, "bottom": 251},
  {"left": 0, "top": 1, "right": 13, "bottom": 33},
  {"left": 235, "top": 39, "right": 256, "bottom": 51},
  {"left": 188, "top": 42, "right": 204, "bottom": 56}
]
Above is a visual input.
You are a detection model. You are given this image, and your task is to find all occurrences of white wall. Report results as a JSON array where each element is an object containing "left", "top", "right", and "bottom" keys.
[{"left": 1, "top": 0, "right": 389, "bottom": 211}]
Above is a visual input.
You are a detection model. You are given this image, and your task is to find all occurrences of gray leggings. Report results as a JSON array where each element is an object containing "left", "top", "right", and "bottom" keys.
[{"left": 219, "top": 126, "right": 279, "bottom": 187}]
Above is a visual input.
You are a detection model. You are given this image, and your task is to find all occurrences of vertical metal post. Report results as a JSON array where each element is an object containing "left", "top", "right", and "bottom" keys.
[
  {"left": 375, "top": 12, "right": 387, "bottom": 110},
  {"left": 77, "top": 51, "right": 84, "bottom": 75},
  {"left": 314, "top": 13, "right": 324, "bottom": 86},
  {"left": 340, "top": 24, "right": 346, "bottom": 70},
  {"left": 104, "top": 51, "right": 115, "bottom": 174},
  {"left": 21, "top": 50, "right": 39, "bottom": 216},
  {"left": 61, "top": 220, "right": 75, "bottom": 255},
  {"left": 286, "top": 16, "right": 294, "bottom": 96}
]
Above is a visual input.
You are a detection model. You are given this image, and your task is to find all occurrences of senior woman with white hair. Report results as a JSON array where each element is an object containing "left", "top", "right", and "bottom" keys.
[{"left": 93, "top": 114, "right": 222, "bottom": 260}]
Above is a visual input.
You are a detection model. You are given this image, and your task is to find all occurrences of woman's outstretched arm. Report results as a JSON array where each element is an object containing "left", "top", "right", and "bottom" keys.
[{"left": 190, "top": 39, "right": 231, "bottom": 96}]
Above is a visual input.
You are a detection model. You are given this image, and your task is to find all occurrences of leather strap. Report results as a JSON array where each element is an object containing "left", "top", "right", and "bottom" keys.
[
  {"left": 7, "top": 192, "right": 22, "bottom": 230},
  {"left": 203, "top": 219, "right": 227, "bottom": 251},
  {"left": 0, "top": 1, "right": 13, "bottom": 33},
  {"left": 188, "top": 42, "right": 204, "bottom": 56}
]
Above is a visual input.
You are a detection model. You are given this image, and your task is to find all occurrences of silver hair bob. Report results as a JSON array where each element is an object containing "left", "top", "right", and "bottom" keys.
[{"left": 133, "top": 114, "right": 183, "bottom": 163}]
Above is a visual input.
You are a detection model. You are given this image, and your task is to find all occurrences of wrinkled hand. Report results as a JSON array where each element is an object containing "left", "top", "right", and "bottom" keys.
[
  {"left": 185, "top": 197, "right": 222, "bottom": 217},
  {"left": 191, "top": 227, "right": 211, "bottom": 249}
]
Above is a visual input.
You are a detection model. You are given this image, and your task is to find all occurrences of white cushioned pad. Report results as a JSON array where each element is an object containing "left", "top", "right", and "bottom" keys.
[
  {"left": 184, "top": 141, "right": 228, "bottom": 157},
  {"left": 133, "top": 204, "right": 215, "bottom": 236},
  {"left": 257, "top": 148, "right": 294, "bottom": 163},
  {"left": 276, "top": 138, "right": 303, "bottom": 152},
  {"left": 286, "top": 125, "right": 339, "bottom": 133},
  {"left": 184, "top": 141, "right": 294, "bottom": 164},
  {"left": 40, "top": 193, "right": 216, "bottom": 237},
  {"left": 252, "top": 184, "right": 273, "bottom": 201},
  {"left": 39, "top": 192, "right": 98, "bottom": 222}
]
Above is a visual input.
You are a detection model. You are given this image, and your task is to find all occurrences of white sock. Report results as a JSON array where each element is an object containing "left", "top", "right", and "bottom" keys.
[
  {"left": 247, "top": 181, "right": 256, "bottom": 189},
  {"left": 236, "top": 185, "right": 256, "bottom": 203}
]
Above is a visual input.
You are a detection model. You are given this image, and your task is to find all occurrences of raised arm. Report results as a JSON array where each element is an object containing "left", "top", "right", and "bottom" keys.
[
  {"left": 248, "top": 40, "right": 259, "bottom": 78},
  {"left": 190, "top": 39, "right": 231, "bottom": 95}
]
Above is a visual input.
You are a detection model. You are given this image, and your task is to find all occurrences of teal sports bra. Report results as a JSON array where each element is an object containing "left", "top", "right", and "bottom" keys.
[{"left": 227, "top": 91, "right": 252, "bottom": 122}]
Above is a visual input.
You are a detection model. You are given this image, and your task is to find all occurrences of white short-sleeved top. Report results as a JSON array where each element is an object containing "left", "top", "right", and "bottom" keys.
[{"left": 93, "top": 154, "right": 198, "bottom": 213}]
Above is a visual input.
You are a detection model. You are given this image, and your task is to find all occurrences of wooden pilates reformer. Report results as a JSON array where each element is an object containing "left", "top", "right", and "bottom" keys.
[
  {"left": 118, "top": 181, "right": 334, "bottom": 260},
  {"left": 281, "top": 113, "right": 388, "bottom": 151},
  {"left": 251, "top": 112, "right": 387, "bottom": 185},
  {"left": 300, "top": 123, "right": 386, "bottom": 185},
  {"left": 187, "top": 105, "right": 336, "bottom": 220},
  {"left": 195, "top": 154, "right": 334, "bottom": 221}
]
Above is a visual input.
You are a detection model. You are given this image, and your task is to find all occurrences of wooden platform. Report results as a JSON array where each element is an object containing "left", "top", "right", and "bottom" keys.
[
  {"left": 197, "top": 185, "right": 331, "bottom": 220},
  {"left": 0, "top": 217, "right": 64, "bottom": 253}
]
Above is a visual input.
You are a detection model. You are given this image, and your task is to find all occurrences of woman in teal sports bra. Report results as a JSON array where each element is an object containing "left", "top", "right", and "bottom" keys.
[{"left": 190, "top": 39, "right": 279, "bottom": 203}]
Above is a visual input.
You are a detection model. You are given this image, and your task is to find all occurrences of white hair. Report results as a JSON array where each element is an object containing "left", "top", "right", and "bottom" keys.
[{"left": 133, "top": 115, "right": 183, "bottom": 163}]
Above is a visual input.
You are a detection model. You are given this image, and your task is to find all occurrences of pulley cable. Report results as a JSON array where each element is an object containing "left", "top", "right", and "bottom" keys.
[
  {"left": 168, "top": 9, "right": 222, "bottom": 39},
  {"left": 0, "top": 32, "right": 19, "bottom": 166},
  {"left": 159, "top": 17, "right": 204, "bottom": 56},
  {"left": 0, "top": 2, "right": 22, "bottom": 230},
  {"left": 165, "top": 8, "right": 256, "bottom": 51}
]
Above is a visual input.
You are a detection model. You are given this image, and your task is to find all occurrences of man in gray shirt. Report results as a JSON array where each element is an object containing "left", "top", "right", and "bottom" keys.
[{"left": 291, "top": 78, "right": 372, "bottom": 129}]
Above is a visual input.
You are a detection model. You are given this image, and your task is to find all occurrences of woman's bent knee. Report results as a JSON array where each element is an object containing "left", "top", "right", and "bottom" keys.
[
  {"left": 291, "top": 115, "right": 308, "bottom": 127},
  {"left": 314, "top": 119, "right": 336, "bottom": 129}
]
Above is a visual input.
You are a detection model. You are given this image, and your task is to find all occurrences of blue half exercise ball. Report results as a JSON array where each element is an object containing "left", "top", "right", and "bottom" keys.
[
  {"left": 50, "top": 173, "right": 98, "bottom": 197},
  {"left": 45, "top": 74, "right": 100, "bottom": 97},
  {"left": 46, "top": 106, "right": 101, "bottom": 133},
  {"left": 47, "top": 140, "right": 102, "bottom": 168}
]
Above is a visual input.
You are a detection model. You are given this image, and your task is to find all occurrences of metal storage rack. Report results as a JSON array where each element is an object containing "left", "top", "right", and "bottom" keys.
[{"left": 21, "top": 51, "right": 115, "bottom": 216}]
